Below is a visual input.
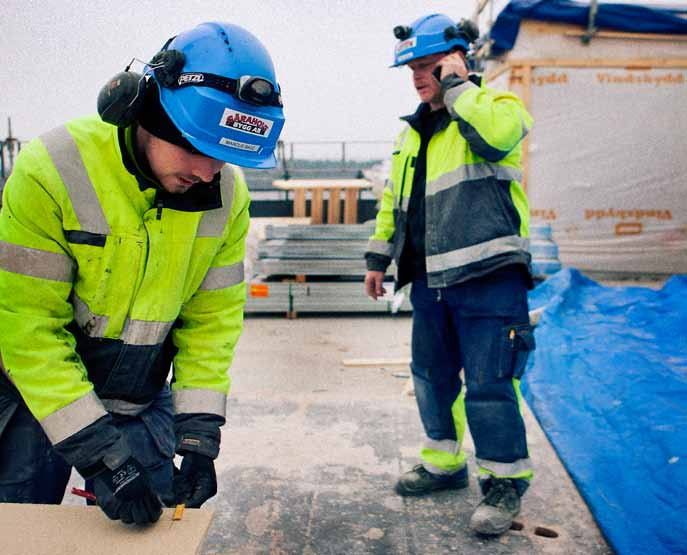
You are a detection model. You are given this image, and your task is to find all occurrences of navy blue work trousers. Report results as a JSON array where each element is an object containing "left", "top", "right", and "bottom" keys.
[{"left": 410, "top": 266, "right": 534, "bottom": 469}]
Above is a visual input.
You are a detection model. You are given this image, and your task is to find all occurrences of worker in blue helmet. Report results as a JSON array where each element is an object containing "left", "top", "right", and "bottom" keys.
[
  {"left": 0, "top": 22, "right": 283, "bottom": 525},
  {"left": 365, "top": 13, "right": 535, "bottom": 536}
]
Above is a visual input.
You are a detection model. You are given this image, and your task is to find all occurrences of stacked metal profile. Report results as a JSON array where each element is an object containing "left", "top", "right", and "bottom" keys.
[{"left": 245, "top": 223, "right": 561, "bottom": 314}]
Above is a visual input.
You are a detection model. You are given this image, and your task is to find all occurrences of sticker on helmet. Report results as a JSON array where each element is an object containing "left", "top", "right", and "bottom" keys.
[
  {"left": 395, "top": 37, "right": 416, "bottom": 54},
  {"left": 220, "top": 137, "right": 261, "bottom": 152},
  {"left": 220, "top": 108, "right": 273, "bottom": 138}
]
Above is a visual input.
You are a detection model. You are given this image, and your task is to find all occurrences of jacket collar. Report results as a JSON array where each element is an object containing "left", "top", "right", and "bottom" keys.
[{"left": 401, "top": 103, "right": 451, "bottom": 135}]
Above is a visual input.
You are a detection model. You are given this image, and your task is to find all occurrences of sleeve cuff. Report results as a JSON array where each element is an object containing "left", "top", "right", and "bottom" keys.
[
  {"left": 174, "top": 413, "right": 224, "bottom": 459},
  {"left": 365, "top": 253, "right": 391, "bottom": 272},
  {"left": 53, "top": 414, "right": 125, "bottom": 477},
  {"left": 440, "top": 74, "right": 466, "bottom": 94}
]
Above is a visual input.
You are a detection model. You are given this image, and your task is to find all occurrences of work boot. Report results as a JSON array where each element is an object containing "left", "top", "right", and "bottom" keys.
[
  {"left": 469, "top": 478, "right": 521, "bottom": 535},
  {"left": 395, "top": 464, "right": 468, "bottom": 496}
]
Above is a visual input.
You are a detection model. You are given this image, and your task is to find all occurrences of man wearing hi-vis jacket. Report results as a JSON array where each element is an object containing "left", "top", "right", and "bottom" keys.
[
  {"left": 364, "top": 14, "right": 536, "bottom": 536},
  {"left": 0, "top": 21, "right": 284, "bottom": 525}
]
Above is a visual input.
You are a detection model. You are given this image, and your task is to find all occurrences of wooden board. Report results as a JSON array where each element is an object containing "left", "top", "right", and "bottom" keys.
[
  {"left": 0, "top": 504, "right": 214, "bottom": 555},
  {"left": 272, "top": 178, "right": 371, "bottom": 190},
  {"left": 488, "top": 57, "right": 687, "bottom": 80},
  {"left": 342, "top": 358, "right": 411, "bottom": 367}
]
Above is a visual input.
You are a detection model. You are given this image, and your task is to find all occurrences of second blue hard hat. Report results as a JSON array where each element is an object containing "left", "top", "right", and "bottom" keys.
[{"left": 392, "top": 14, "right": 475, "bottom": 67}]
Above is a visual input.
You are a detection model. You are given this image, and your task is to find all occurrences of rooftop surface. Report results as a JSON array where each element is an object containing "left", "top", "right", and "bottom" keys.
[
  {"left": 59, "top": 312, "right": 617, "bottom": 554},
  {"left": 197, "top": 314, "right": 612, "bottom": 555}
]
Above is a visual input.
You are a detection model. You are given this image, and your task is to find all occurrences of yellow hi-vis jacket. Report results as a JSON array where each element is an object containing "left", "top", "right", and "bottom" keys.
[
  {"left": 366, "top": 78, "right": 533, "bottom": 289},
  {"left": 0, "top": 116, "right": 248, "bottom": 462}
]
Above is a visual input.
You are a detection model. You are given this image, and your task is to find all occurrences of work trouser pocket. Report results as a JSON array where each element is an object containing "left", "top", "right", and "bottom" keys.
[{"left": 497, "top": 323, "right": 536, "bottom": 380}]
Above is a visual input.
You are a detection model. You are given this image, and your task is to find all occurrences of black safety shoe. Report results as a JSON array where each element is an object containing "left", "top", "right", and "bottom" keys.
[
  {"left": 469, "top": 478, "right": 521, "bottom": 535},
  {"left": 395, "top": 464, "right": 469, "bottom": 496}
]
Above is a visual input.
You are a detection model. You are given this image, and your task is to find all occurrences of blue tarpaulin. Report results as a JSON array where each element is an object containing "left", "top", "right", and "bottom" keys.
[
  {"left": 523, "top": 268, "right": 687, "bottom": 555},
  {"left": 490, "top": 0, "right": 687, "bottom": 54}
]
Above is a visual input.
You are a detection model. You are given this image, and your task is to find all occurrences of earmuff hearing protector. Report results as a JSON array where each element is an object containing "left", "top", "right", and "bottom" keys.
[{"left": 97, "top": 43, "right": 186, "bottom": 128}]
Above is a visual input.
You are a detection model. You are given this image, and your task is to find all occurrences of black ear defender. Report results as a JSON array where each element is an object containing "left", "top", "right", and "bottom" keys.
[
  {"left": 97, "top": 40, "right": 186, "bottom": 128},
  {"left": 433, "top": 20, "right": 481, "bottom": 83},
  {"left": 97, "top": 70, "right": 147, "bottom": 127},
  {"left": 444, "top": 19, "right": 480, "bottom": 45}
]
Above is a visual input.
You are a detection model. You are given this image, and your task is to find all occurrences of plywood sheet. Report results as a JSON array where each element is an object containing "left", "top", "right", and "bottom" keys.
[{"left": 0, "top": 504, "right": 213, "bottom": 555}]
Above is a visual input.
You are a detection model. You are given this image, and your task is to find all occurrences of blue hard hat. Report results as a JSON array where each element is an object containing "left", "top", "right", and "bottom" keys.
[
  {"left": 154, "top": 22, "right": 285, "bottom": 169},
  {"left": 392, "top": 14, "right": 472, "bottom": 67}
]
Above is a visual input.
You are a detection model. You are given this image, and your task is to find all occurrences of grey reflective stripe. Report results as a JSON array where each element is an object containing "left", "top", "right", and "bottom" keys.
[
  {"left": 101, "top": 398, "right": 153, "bottom": 416},
  {"left": 521, "top": 117, "right": 531, "bottom": 138},
  {"left": 71, "top": 292, "right": 109, "bottom": 337},
  {"left": 199, "top": 261, "right": 244, "bottom": 291},
  {"left": 398, "top": 195, "right": 409, "bottom": 212},
  {"left": 427, "top": 163, "right": 523, "bottom": 197},
  {"left": 424, "top": 462, "right": 459, "bottom": 476},
  {"left": 40, "top": 126, "right": 111, "bottom": 236},
  {"left": 0, "top": 240, "right": 75, "bottom": 282},
  {"left": 197, "top": 165, "right": 234, "bottom": 238},
  {"left": 173, "top": 388, "right": 227, "bottom": 418},
  {"left": 366, "top": 239, "right": 393, "bottom": 257},
  {"left": 41, "top": 391, "right": 108, "bottom": 444},
  {"left": 476, "top": 457, "right": 533, "bottom": 477},
  {"left": 423, "top": 439, "right": 461, "bottom": 475},
  {"left": 426, "top": 235, "right": 529, "bottom": 273},
  {"left": 72, "top": 292, "right": 172, "bottom": 345},
  {"left": 424, "top": 438, "right": 458, "bottom": 454},
  {"left": 120, "top": 318, "right": 174, "bottom": 346},
  {"left": 444, "top": 80, "right": 479, "bottom": 115}
]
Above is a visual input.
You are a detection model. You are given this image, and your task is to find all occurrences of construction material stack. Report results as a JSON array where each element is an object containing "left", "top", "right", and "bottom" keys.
[
  {"left": 244, "top": 223, "right": 561, "bottom": 315},
  {"left": 245, "top": 222, "right": 405, "bottom": 316}
]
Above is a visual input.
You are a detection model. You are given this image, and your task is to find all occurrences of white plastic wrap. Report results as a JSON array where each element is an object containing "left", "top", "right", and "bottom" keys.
[
  {"left": 484, "top": 20, "right": 687, "bottom": 275},
  {"left": 526, "top": 65, "right": 687, "bottom": 274}
]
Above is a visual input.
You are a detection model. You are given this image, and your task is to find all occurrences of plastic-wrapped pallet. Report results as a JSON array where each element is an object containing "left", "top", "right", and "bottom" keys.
[{"left": 245, "top": 222, "right": 561, "bottom": 314}]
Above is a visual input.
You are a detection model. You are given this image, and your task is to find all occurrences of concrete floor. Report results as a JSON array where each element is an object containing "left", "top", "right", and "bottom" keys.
[{"left": 193, "top": 314, "right": 612, "bottom": 555}]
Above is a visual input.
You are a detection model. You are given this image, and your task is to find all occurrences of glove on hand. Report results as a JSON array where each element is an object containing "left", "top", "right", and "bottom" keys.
[
  {"left": 174, "top": 452, "right": 217, "bottom": 508},
  {"left": 92, "top": 455, "right": 162, "bottom": 525}
]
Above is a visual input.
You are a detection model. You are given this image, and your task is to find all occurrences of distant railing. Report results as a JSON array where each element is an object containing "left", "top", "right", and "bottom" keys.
[
  {"left": 0, "top": 137, "right": 22, "bottom": 181},
  {"left": 0, "top": 134, "right": 393, "bottom": 191},
  {"left": 267, "top": 139, "right": 393, "bottom": 186},
  {"left": 278, "top": 140, "right": 394, "bottom": 165}
]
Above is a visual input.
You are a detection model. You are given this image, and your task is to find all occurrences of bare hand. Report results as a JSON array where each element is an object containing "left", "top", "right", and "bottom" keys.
[
  {"left": 364, "top": 271, "right": 387, "bottom": 300},
  {"left": 436, "top": 52, "right": 469, "bottom": 82}
]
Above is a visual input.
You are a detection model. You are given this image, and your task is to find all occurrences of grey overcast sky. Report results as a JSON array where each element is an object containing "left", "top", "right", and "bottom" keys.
[
  {"left": 1, "top": 0, "right": 475, "bottom": 149},
  {"left": 1, "top": 1, "right": 680, "bottom": 153}
]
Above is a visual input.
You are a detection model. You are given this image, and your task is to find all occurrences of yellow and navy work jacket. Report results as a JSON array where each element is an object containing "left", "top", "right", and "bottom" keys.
[
  {"left": 366, "top": 78, "right": 533, "bottom": 289},
  {"left": 0, "top": 116, "right": 248, "bottom": 463}
]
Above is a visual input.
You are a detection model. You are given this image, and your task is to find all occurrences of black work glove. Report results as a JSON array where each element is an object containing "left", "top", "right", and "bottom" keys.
[
  {"left": 92, "top": 455, "right": 163, "bottom": 525},
  {"left": 174, "top": 452, "right": 217, "bottom": 508}
]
